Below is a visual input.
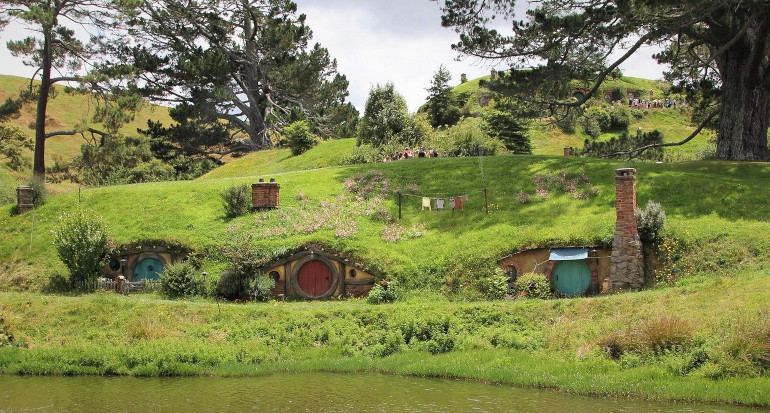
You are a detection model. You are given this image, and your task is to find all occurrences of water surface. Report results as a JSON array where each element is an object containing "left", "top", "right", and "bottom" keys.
[{"left": 0, "top": 373, "right": 761, "bottom": 412}]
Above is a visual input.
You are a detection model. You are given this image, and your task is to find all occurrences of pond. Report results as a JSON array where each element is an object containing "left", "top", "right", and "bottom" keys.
[{"left": 0, "top": 372, "right": 761, "bottom": 412}]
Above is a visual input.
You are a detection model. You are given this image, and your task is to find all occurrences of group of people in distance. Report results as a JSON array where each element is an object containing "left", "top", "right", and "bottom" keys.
[{"left": 383, "top": 147, "right": 443, "bottom": 162}]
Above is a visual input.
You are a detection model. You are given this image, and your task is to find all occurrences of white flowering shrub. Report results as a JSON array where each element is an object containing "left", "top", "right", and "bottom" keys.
[{"left": 53, "top": 208, "right": 109, "bottom": 288}]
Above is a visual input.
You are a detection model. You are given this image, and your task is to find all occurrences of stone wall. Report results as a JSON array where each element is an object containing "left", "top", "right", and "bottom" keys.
[{"left": 609, "top": 168, "right": 645, "bottom": 291}]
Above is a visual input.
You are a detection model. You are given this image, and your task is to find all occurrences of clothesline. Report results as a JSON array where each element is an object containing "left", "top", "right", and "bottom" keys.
[{"left": 398, "top": 188, "right": 486, "bottom": 199}]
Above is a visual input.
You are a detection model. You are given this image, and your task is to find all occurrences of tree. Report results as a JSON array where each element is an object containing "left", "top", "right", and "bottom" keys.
[
  {"left": 0, "top": 125, "right": 33, "bottom": 170},
  {"left": 358, "top": 82, "right": 425, "bottom": 148},
  {"left": 437, "top": 0, "right": 770, "bottom": 161},
  {"left": 121, "top": 0, "right": 356, "bottom": 155},
  {"left": 483, "top": 99, "right": 531, "bottom": 154},
  {"left": 423, "top": 65, "right": 461, "bottom": 127},
  {"left": 1, "top": 0, "right": 138, "bottom": 179},
  {"left": 284, "top": 120, "right": 317, "bottom": 156}
]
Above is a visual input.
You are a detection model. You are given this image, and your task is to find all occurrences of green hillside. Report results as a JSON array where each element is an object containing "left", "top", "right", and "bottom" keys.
[
  {"left": 1, "top": 145, "right": 769, "bottom": 404},
  {"left": 2, "top": 142, "right": 769, "bottom": 292},
  {"left": 0, "top": 74, "right": 174, "bottom": 166},
  {"left": 450, "top": 75, "right": 714, "bottom": 159}
]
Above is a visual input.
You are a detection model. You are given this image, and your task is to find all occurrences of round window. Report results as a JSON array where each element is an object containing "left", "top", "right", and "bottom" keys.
[
  {"left": 269, "top": 271, "right": 280, "bottom": 283},
  {"left": 349, "top": 269, "right": 357, "bottom": 278},
  {"left": 108, "top": 259, "right": 121, "bottom": 271}
]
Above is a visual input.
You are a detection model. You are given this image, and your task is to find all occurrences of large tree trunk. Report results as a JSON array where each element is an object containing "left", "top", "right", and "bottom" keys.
[
  {"left": 32, "top": 29, "right": 54, "bottom": 179},
  {"left": 715, "top": 24, "right": 770, "bottom": 161}
]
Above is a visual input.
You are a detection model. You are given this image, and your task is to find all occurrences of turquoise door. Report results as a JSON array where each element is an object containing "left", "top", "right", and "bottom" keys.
[
  {"left": 134, "top": 258, "right": 164, "bottom": 281},
  {"left": 552, "top": 260, "right": 591, "bottom": 297}
]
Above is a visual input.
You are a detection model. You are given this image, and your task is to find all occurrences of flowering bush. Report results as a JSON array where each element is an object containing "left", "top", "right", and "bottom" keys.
[
  {"left": 636, "top": 200, "right": 666, "bottom": 245},
  {"left": 52, "top": 208, "right": 110, "bottom": 288}
]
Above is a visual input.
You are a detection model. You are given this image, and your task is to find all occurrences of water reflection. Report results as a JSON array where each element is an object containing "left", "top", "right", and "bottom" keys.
[{"left": 0, "top": 373, "right": 761, "bottom": 413}]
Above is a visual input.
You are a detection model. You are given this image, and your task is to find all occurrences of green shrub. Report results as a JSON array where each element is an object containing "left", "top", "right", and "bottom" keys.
[
  {"left": 52, "top": 208, "right": 110, "bottom": 289},
  {"left": 476, "top": 268, "right": 510, "bottom": 299},
  {"left": 609, "top": 106, "right": 631, "bottom": 130},
  {"left": 215, "top": 269, "right": 244, "bottom": 301},
  {"left": 512, "top": 273, "right": 552, "bottom": 299},
  {"left": 159, "top": 262, "right": 205, "bottom": 298},
  {"left": 636, "top": 200, "right": 666, "bottom": 245},
  {"left": 580, "top": 115, "right": 602, "bottom": 139},
  {"left": 26, "top": 178, "right": 46, "bottom": 207},
  {"left": 341, "top": 144, "right": 380, "bottom": 165},
  {"left": 220, "top": 183, "right": 251, "bottom": 218},
  {"left": 284, "top": 120, "right": 318, "bottom": 156},
  {"left": 248, "top": 274, "right": 275, "bottom": 302},
  {"left": 367, "top": 281, "right": 401, "bottom": 304}
]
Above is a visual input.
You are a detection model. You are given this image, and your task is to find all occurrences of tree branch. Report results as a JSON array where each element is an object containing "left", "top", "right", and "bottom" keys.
[
  {"left": 611, "top": 108, "right": 720, "bottom": 159},
  {"left": 45, "top": 127, "right": 108, "bottom": 139}
]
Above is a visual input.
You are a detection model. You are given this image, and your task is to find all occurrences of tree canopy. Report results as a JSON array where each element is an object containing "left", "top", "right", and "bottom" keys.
[
  {"left": 357, "top": 82, "right": 428, "bottom": 149},
  {"left": 438, "top": 0, "right": 770, "bottom": 161},
  {"left": 121, "top": 0, "right": 357, "bottom": 156},
  {"left": 1, "top": 0, "right": 140, "bottom": 179}
]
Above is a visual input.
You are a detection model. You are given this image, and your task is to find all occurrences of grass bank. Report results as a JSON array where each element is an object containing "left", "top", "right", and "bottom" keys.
[{"left": 1, "top": 268, "right": 769, "bottom": 406}]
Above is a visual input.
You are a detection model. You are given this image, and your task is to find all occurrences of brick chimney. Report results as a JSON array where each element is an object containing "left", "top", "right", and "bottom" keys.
[
  {"left": 563, "top": 147, "right": 572, "bottom": 157},
  {"left": 609, "top": 168, "right": 644, "bottom": 292},
  {"left": 252, "top": 179, "right": 280, "bottom": 210}
]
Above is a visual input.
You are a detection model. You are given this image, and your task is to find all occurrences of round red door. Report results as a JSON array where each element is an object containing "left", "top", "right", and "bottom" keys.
[{"left": 297, "top": 260, "right": 333, "bottom": 298}]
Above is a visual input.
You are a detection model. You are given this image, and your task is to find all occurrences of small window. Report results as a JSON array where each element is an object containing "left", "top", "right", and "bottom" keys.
[
  {"left": 269, "top": 271, "right": 280, "bottom": 283},
  {"left": 348, "top": 269, "right": 357, "bottom": 278},
  {"left": 108, "top": 259, "right": 121, "bottom": 271}
]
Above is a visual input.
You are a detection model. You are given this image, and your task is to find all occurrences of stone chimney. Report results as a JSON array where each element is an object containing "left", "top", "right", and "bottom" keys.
[
  {"left": 460, "top": 73, "right": 467, "bottom": 84},
  {"left": 563, "top": 147, "right": 572, "bottom": 157},
  {"left": 252, "top": 179, "right": 280, "bottom": 210},
  {"left": 609, "top": 168, "right": 644, "bottom": 292},
  {"left": 490, "top": 69, "right": 497, "bottom": 80},
  {"left": 16, "top": 186, "right": 34, "bottom": 214}
]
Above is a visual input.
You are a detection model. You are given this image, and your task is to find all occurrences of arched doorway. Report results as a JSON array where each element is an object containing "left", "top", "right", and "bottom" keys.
[
  {"left": 134, "top": 257, "right": 164, "bottom": 281},
  {"left": 297, "top": 260, "right": 333, "bottom": 298},
  {"left": 552, "top": 260, "right": 591, "bottom": 297}
]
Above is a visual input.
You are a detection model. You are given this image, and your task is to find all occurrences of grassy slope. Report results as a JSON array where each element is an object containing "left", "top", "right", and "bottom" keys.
[
  {"left": 2, "top": 144, "right": 770, "bottom": 288},
  {"left": 0, "top": 74, "right": 174, "bottom": 166},
  {"left": 201, "top": 138, "right": 357, "bottom": 180},
  {"left": 452, "top": 75, "right": 712, "bottom": 158}
]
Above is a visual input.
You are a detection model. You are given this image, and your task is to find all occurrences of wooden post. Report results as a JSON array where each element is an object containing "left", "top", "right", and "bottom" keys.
[
  {"left": 398, "top": 192, "right": 402, "bottom": 220},
  {"left": 484, "top": 188, "right": 489, "bottom": 214}
]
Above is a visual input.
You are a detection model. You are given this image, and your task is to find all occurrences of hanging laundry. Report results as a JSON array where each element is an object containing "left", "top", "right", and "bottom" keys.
[
  {"left": 449, "top": 197, "right": 456, "bottom": 209},
  {"left": 461, "top": 194, "right": 470, "bottom": 202},
  {"left": 435, "top": 198, "right": 445, "bottom": 211},
  {"left": 454, "top": 196, "right": 464, "bottom": 211},
  {"left": 421, "top": 197, "right": 432, "bottom": 211}
]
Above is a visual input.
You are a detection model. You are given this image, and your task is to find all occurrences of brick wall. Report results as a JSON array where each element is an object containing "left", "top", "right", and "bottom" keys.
[{"left": 252, "top": 179, "right": 280, "bottom": 209}]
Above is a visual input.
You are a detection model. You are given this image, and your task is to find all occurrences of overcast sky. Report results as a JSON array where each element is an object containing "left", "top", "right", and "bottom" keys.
[{"left": 0, "top": 0, "right": 665, "bottom": 112}]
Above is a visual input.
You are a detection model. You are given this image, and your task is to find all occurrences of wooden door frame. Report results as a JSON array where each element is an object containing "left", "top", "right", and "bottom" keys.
[{"left": 290, "top": 254, "right": 340, "bottom": 299}]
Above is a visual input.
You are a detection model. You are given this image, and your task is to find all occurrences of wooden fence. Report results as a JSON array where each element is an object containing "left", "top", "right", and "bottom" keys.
[{"left": 74, "top": 278, "right": 161, "bottom": 294}]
